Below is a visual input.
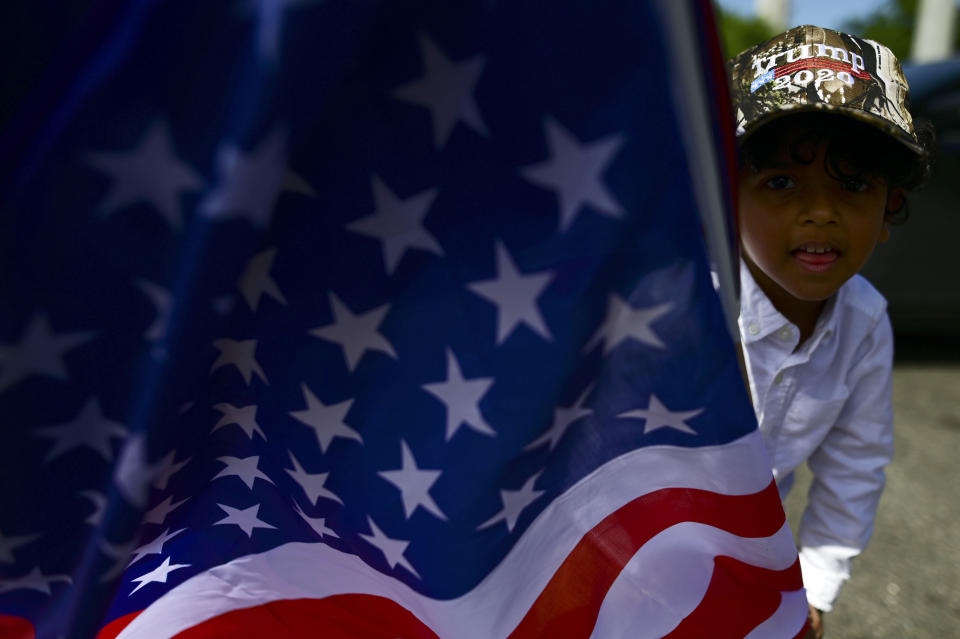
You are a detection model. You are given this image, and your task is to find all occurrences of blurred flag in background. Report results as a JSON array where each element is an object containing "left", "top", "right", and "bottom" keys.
[{"left": 0, "top": 1, "right": 808, "bottom": 637}]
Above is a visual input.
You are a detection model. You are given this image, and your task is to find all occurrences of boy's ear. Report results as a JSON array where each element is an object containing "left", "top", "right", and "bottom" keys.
[
  {"left": 885, "top": 187, "right": 905, "bottom": 218},
  {"left": 880, "top": 188, "right": 906, "bottom": 244}
]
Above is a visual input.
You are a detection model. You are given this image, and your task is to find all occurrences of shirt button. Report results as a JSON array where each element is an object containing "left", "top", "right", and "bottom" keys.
[
  {"left": 748, "top": 322, "right": 760, "bottom": 336},
  {"left": 777, "top": 327, "right": 792, "bottom": 340},
  {"left": 774, "top": 372, "right": 784, "bottom": 384}
]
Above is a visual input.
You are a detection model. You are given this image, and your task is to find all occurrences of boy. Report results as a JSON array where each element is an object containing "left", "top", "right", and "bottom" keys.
[{"left": 728, "top": 26, "right": 933, "bottom": 637}]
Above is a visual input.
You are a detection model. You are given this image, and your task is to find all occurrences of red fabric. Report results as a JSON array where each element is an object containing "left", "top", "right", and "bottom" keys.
[
  {"left": 507, "top": 481, "right": 798, "bottom": 638},
  {"left": 95, "top": 610, "right": 143, "bottom": 639},
  {"left": 172, "top": 595, "right": 440, "bottom": 639},
  {"left": 666, "top": 557, "right": 803, "bottom": 638},
  {"left": 0, "top": 614, "right": 34, "bottom": 639}
]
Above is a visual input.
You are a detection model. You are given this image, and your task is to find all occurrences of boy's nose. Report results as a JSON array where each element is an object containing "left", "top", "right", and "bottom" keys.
[{"left": 798, "top": 189, "right": 838, "bottom": 225}]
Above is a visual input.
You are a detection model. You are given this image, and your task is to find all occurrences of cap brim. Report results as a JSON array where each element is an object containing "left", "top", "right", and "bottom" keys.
[{"left": 739, "top": 102, "right": 925, "bottom": 156}]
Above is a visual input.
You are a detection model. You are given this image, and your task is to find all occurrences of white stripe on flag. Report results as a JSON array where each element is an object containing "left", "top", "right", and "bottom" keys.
[
  {"left": 745, "top": 589, "right": 811, "bottom": 639},
  {"left": 590, "top": 521, "right": 798, "bottom": 638},
  {"left": 117, "top": 431, "right": 799, "bottom": 639}
]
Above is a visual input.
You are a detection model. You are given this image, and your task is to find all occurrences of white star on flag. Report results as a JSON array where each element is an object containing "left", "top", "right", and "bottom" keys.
[
  {"left": 0, "top": 529, "right": 41, "bottom": 564},
  {"left": 309, "top": 292, "right": 396, "bottom": 372},
  {"left": 285, "top": 451, "right": 343, "bottom": 506},
  {"left": 282, "top": 170, "right": 317, "bottom": 197},
  {"left": 0, "top": 314, "right": 94, "bottom": 392},
  {"left": 210, "top": 338, "right": 268, "bottom": 385},
  {"left": 237, "top": 247, "right": 287, "bottom": 311},
  {"left": 525, "top": 383, "right": 594, "bottom": 451},
  {"left": 113, "top": 435, "right": 149, "bottom": 508},
  {"left": 468, "top": 241, "right": 554, "bottom": 344},
  {"left": 214, "top": 503, "right": 276, "bottom": 538},
  {"left": 130, "top": 556, "right": 191, "bottom": 595},
  {"left": 85, "top": 121, "right": 203, "bottom": 229},
  {"left": 393, "top": 34, "right": 488, "bottom": 147},
  {"left": 360, "top": 516, "right": 420, "bottom": 579},
  {"left": 151, "top": 450, "right": 190, "bottom": 491},
  {"left": 79, "top": 490, "right": 107, "bottom": 526},
  {"left": 34, "top": 398, "right": 128, "bottom": 463},
  {"left": 199, "top": 128, "right": 287, "bottom": 229},
  {"left": 422, "top": 349, "right": 495, "bottom": 441},
  {"left": 134, "top": 280, "right": 173, "bottom": 342},
  {"left": 618, "top": 394, "right": 703, "bottom": 435},
  {"left": 142, "top": 495, "right": 189, "bottom": 526},
  {"left": 346, "top": 175, "right": 443, "bottom": 275},
  {"left": 584, "top": 295, "right": 672, "bottom": 354},
  {"left": 212, "top": 402, "right": 267, "bottom": 441},
  {"left": 0, "top": 567, "right": 71, "bottom": 595},
  {"left": 127, "top": 528, "right": 186, "bottom": 567},
  {"left": 378, "top": 440, "right": 446, "bottom": 521},
  {"left": 113, "top": 434, "right": 168, "bottom": 508},
  {"left": 212, "top": 455, "right": 276, "bottom": 490},
  {"left": 521, "top": 117, "right": 626, "bottom": 232},
  {"left": 293, "top": 502, "right": 339, "bottom": 539},
  {"left": 289, "top": 383, "right": 363, "bottom": 453},
  {"left": 478, "top": 471, "right": 545, "bottom": 533}
]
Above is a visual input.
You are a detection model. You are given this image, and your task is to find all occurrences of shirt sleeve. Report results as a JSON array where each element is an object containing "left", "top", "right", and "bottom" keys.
[{"left": 798, "top": 312, "right": 895, "bottom": 612}]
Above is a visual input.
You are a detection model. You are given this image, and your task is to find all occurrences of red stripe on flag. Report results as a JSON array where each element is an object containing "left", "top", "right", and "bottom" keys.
[
  {"left": 664, "top": 556, "right": 803, "bottom": 638},
  {"left": 0, "top": 613, "right": 34, "bottom": 639},
  {"left": 170, "top": 595, "right": 440, "bottom": 639},
  {"left": 95, "top": 610, "right": 142, "bottom": 639},
  {"left": 507, "top": 481, "right": 795, "bottom": 638}
]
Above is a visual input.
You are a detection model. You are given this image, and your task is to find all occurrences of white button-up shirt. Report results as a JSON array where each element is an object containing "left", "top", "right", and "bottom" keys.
[{"left": 738, "top": 260, "right": 894, "bottom": 612}]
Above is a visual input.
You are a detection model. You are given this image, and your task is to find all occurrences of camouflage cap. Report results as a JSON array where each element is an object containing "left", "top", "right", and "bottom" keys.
[{"left": 729, "top": 25, "right": 923, "bottom": 155}]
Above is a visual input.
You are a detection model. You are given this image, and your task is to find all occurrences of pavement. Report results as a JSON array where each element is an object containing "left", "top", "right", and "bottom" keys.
[{"left": 782, "top": 346, "right": 960, "bottom": 638}]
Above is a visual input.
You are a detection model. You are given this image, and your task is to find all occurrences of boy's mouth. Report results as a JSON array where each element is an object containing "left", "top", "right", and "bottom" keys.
[{"left": 792, "top": 243, "right": 839, "bottom": 272}]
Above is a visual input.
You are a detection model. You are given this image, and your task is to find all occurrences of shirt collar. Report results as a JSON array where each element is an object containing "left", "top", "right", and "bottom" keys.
[
  {"left": 739, "top": 260, "right": 791, "bottom": 343},
  {"left": 738, "top": 259, "right": 841, "bottom": 350}
]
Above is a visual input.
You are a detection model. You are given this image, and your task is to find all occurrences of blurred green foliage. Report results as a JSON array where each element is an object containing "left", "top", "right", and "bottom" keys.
[
  {"left": 714, "top": 5, "right": 778, "bottom": 60},
  {"left": 715, "top": 0, "right": 958, "bottom": 63},
  {"left": 844, "top": 0, "right": 919, "bottom": 60}
]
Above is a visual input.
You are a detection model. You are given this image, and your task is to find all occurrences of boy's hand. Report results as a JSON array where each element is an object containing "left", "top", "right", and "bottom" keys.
[{"left": 803, "top": 605, "right": 824, "bottom": 639}]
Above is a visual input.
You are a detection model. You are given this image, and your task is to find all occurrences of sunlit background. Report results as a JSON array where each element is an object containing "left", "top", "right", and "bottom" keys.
[
  {"left": 713, "top": 0, "right": 959, "bottom": 61},
  {"left": 718, "top": 0, "right": 887, "bottom": 31}
]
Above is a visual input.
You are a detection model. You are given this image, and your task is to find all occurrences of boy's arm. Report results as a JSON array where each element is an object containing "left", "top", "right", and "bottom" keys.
[{"left": 798, "top": 312, "right": 895, "bottom": 612}]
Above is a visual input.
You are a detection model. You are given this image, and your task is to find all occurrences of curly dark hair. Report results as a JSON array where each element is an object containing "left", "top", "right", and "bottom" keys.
[{"left": 739, "top": 112, "right": 935, "bottom": 224}]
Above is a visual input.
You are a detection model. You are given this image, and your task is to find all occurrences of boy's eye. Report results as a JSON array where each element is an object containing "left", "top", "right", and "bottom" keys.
[
  {"left": 765, "top": 175, "right": 795, "bottom": 190},
  {"left": 841, "top": 178, "right": 870, "bottom": 192}
]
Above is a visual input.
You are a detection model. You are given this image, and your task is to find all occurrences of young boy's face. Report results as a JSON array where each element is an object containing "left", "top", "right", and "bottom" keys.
[{"left": 738, "top": 127, "right": 901, "bottom": 315}]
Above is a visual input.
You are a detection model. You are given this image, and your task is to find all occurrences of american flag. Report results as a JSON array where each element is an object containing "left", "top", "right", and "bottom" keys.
[{"left": 0, "top": 1, "right": 809, "bottom": 637}]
